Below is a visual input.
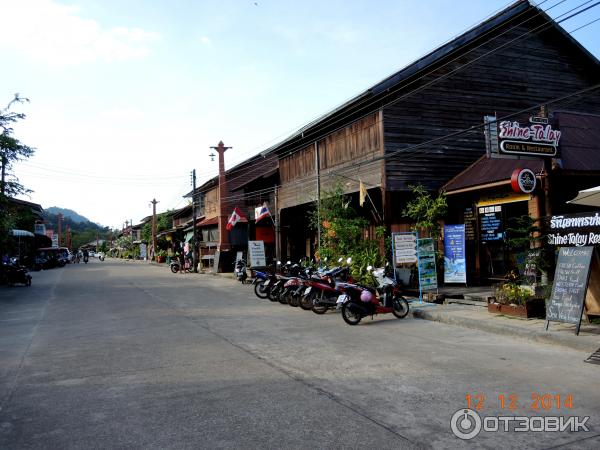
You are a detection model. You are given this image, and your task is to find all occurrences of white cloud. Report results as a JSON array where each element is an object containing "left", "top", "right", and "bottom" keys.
[{"left": 0, "top": 0, "right": 160, "bottom": 66}]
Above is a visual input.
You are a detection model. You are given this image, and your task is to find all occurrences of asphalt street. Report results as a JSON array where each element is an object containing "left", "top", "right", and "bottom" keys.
[{"left": 1, "top": 259, "right": 599, "bottom": 449}]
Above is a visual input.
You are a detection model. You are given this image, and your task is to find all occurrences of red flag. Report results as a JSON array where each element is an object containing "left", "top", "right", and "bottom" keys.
[{"left": 226, "top": 207, "right": 246, "bottom": 231}]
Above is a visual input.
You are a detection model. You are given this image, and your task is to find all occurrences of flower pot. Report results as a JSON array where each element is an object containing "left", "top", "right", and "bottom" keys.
[{"left": 487, "top": 297, "right": 546, "bottom": 319}]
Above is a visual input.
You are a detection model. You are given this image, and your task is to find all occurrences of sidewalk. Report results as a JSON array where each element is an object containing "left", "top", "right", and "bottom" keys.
[{"left": 410, "top": 301, "right": 600, "bottom": 353}]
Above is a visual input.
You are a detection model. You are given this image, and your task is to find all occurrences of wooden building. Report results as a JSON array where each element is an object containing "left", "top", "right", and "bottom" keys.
[{"left": 259, "top": 0, "right": 600, "bottom": 262}]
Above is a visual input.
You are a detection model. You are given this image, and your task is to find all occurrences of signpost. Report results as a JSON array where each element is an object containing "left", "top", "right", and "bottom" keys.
[
  {"left": 444, "top": 224, "right": 466, "bottom": 284},
  {"left": 546, "top": 246, "right": 594, "bottom": 335}
]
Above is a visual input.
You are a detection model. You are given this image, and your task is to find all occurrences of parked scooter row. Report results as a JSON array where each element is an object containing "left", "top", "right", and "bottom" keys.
[{"left": 248, "top": 259, "right": 410, "bottom": 325}]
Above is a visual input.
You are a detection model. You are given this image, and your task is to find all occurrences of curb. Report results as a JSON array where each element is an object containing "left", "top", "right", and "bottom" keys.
[{"left": 411, "top": 307, "right": 599, "bottom": 353}]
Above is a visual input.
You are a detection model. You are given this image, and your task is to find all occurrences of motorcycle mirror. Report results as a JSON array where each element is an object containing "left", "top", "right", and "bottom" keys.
[
  {"left": 277, "top": 261, "right": 281, "bottom": 265},
  {"left": 286, "top": 260, "right": 291, "bottom": 265},
  {"left": 346, "top": 257, "right": 352, "bottom": 264},
  {"left": 324, "top": 257, "right": 328, "bottom": 262},
  {"left": 338, "top": 257, "right": 343, "bottom": 262},
  {"left": 367, "top": 265, "right": 373, "bottom": 271}
]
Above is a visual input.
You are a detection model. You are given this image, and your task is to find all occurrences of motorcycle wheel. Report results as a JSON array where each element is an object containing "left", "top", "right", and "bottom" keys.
[
  {"left": 267, "top": 285, "right": 279, "bottom": 302},
  {"left": 289, "top": 292, "right": 300, "bottom": 307},
  {"left": 341, "top": 303, "right": 362, "bottom": 325},
  {"left": 170, "top": 265, "right": 179, "bottom": 274},
  {"left": 311, "top": 299, "right": 328, "bottom": 315},
  {"left": 254, "top": 280, "right": 269, "bottom": 299},
  {"left": 278, "top": 288, "right": 289, "bottom": 304},
  {"left": 392, "top": 296, "right": 410, "bottom": 319},
  {"left": 299, "top": 292, "right": 314, "bottom": 310}
]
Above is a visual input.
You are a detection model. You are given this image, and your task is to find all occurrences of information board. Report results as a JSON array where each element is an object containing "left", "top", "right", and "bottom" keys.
[
  {"left": 546, "top": 246, "right": 594, "bottom": 335},
  {"left": 479, "top": 205, "right": 503, "bottom": 241},
  {"left": 417, "top": 238, "right": 437, "bottom": 291},
  {"left": 444, "top": 224, "right": 466, "bottom": 283},
  {"left": 248, "top": 240, "right": 266, "bottom": 267},
  {"left": 392, "top": 232, "right": 418, "bottom": 265}
]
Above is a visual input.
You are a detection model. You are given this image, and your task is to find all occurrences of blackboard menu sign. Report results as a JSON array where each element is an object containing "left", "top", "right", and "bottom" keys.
[
  {"left": 479, "top": 205, "right": 503, "bottom": 242},
  {"left": 546, "top": 246, "right": 594, "bottom": 335}
]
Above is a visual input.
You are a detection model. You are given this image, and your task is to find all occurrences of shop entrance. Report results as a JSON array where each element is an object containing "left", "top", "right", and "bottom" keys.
[{"left": 478, "top": 200, "right": 529, "bottom": 283}]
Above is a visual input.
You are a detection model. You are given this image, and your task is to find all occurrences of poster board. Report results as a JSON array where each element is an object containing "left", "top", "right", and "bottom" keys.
[
  {"left": 417, "top": 238, "right": 437, "bottom": 291},
  {"left": 392, "top": 232, "right": 418, "bottom": 265},
  {"left": 444, "top": 224, "right": 466, "bottom": 284},
  {"left": 248, "top": 240, "right": 266, "bottom": 267},
  {"left": 546, "top": 246, "right": 594, "bottom": 335}
]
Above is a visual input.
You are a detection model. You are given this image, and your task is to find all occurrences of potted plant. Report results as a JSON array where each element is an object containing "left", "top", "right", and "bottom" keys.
[
  {"left": 488, "top": 271, "right": 546, "bottom": 318},
  {"left": 156, "top": 250, "right": 167, "bottom": 263}
]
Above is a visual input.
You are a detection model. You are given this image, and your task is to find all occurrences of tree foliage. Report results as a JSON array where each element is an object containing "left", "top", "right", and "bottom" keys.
[
  {"left": 309, "top": 182, "right": 386, "bottom": 285},
  {"left": 1, "top": 94, "right": 35, "bottom": 197},
  {"left": 402, "top": 184, "right": 447, "bottom": 239}
]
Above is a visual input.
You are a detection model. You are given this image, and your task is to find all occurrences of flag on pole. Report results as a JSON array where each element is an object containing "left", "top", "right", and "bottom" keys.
[
  {"left": 226, "top": 207, "right": 246, "bottom": 231},
  {"left": 254, "top": 202, "right": 271, "bottom": 223},
  {"left": 359, "top": 180, "right": 367, "bottom": 206}
]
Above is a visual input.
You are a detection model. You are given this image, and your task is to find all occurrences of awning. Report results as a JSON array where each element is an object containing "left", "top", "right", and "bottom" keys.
[
  {"left": 568, "top": 186, "right": 600, "bottom": 207},
  {"left": 197, "top": 217, "right": 219, "bottom": 227},
  {"left": 10, "top": 229, "right": 35, "bottom": 237}
]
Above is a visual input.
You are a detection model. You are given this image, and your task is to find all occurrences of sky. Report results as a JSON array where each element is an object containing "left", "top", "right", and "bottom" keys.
[{"left": 2, "top": 0, "right": 599, "bottom": 229}]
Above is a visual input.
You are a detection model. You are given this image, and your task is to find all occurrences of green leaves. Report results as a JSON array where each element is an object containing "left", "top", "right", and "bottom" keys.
[{"left": 402, "top": 184, "right": 447, "bottom": 239}]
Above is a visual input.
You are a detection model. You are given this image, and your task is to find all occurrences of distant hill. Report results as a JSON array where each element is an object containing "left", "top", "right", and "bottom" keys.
[{"left": 45, "top": 207, "right": 91, "bottom": 224}]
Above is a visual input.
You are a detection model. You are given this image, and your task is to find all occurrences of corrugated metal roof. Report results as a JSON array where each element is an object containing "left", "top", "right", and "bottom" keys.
[{"left": 442, "top": 156, "right": 543, "bottom": 193}]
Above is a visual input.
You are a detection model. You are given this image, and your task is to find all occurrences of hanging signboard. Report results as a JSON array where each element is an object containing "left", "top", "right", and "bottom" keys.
[
  {"left": 479, "top": 205, "right": 503, "bottom": 242},
  {"left": 498, "top": 119, "right": 561, "bottom": 157},
  {"left": 546, "top": 246, "right": 594, "bottom": 335},
  {"left": 547, "top": 212, "right": 600, "bottom": 246},
  {"left": 444, "top": 224, "right": 467, "bottom": 284},
  {"left": 392, "top": 232, "right": 418, "bottom": 265},
  {"left": 248, "top": 240, "right": 266, "bottom": 267},
  {"left": 417, "top": 238, "right": 437, "bottom": 291}
]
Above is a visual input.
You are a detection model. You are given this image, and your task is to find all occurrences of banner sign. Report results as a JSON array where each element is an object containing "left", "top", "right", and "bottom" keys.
[
  {"left": 392, "top": 232, "right": 418, "bottom": 265},
  {"left": 248, "top": 240, "right": 266, "bottom": 267},
  {"left": 140, "top": 243, "right": 147, "bottom": 259},
  {"left": 417, "top": 238, "right": 437, "bottom": 291},
  {"left": 444, "top": 224, "right": 467, "bottom": 284},
  {"left": 547, "top": 212, "right": 600, "bottom": 246}
]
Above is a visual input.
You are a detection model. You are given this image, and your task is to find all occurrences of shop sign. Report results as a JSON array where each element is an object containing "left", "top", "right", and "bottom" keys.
[
  {"left": 510, "top": 168, "right": 536, "bottom": 193},
  {"left": 498, "top": 120, "right": 561, "bottom": 157},
  {"left": 547, "top": 212, "right": 600, "bottom": 246},
  {"left": 444, "top": 225, "right": 466, "bottom": 283},
  {"left": 464, "top": 208, "right": 476, "bottom": 241},
  {"left": 393, "top": 232, "right": 418, "bottom": 264},
  {"left": 479, "top": 205, "right": 503, "bottom": 242},
  {"left": 248, "top": 240, "right": 266, "bottom": 267}
]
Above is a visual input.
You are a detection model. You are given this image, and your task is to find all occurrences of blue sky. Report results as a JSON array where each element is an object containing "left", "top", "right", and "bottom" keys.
[{"left": 2, "top": 0, "right": 599, "bottom": 228}]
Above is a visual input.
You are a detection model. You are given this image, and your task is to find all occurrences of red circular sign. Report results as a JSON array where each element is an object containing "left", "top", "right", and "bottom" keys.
[{"left": 511, "top": 168, "right": 536, "bottom": 193}]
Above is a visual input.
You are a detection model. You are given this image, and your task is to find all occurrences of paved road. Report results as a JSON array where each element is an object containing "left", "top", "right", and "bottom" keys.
[{"left": 1, "top": 259, "right": 599, "bottom": 449}]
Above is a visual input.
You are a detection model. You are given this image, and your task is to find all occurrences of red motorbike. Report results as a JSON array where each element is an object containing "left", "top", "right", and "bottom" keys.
[{"left": 337, "top": 266, "right": 409, "bottom": 325}]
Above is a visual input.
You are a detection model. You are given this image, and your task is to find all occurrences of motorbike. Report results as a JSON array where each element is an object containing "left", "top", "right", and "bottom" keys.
[
  {"left": 98, "top": 253, "right": 105, "bottom": 261},
  {"left": 170, "top": 258, "right": 192, "bottom": 273},
  {"left": 252, "top": 268, "right": 274, "bottom": 299},
  {"left": 83, "top": 255, "right": 89, "bottom": 264},
  {"left": 1, "top": 261, "right": 32, "bottom": 287},
  {"left": 337, "top": 266, "right": 409, "bottom": 325},
  {"left": 303, "top": 258, "right": 353, "bottom": 314},
  {"left": 234, "top": 259, "right": 248, "bottom": 284}
]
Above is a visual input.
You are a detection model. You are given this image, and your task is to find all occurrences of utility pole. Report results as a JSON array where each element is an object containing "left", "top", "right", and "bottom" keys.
[
  {"left": 151, "top": 198, "right": 158, "bottom": 261},
  {"left": 211, "top": 141, "right": 231, "bottom": 254},
  {"left": 191, "top": 170, "right": 198, "bottom": 273},
  {"left": 274, "top": 184, "right": 281, "bottom": 262},
  {"left": 314, "top": 141, "right": 321, "bottom": 255},
  {"left": 57, "top": 213, "right": 63, "bottom": 247}
]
